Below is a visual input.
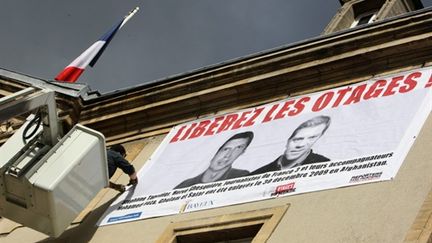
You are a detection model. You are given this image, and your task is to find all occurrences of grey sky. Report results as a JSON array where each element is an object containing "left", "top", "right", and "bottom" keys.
[{"left": 1, "top": 0, "right": 431, "bottom": 93}]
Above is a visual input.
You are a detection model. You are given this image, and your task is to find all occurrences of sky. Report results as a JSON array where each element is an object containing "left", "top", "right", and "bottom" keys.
[{"left": 1, "top": 0, "right": 432, "bottom": 93}]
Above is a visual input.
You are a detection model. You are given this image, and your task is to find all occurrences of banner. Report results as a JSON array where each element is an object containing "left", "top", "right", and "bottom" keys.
[{"left": 99, "top": 67, "right": 432, "bottom": 226}]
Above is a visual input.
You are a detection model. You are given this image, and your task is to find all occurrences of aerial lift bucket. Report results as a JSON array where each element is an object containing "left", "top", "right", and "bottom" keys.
[{"left": 0, "top": 88, "right": 108, "bottom": 237}]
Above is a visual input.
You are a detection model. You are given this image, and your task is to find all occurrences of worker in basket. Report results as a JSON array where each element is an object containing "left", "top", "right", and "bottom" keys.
[{"left": 107, "top": 144, "right": 138, "bottom": 192}]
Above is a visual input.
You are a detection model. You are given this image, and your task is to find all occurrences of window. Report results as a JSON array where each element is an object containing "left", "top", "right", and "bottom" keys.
[
  {"left": 351, "top": 11, "right": 377, "bottom": 28},
  {"left": 176, "top": 224, "right": 261, "bottom": 243},
  {"left": 156, "top": 205, "right": 289, "bottom": 243}
]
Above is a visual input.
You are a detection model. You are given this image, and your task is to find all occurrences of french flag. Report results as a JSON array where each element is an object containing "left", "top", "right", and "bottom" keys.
[{"left": 55, "top": 7, "right": 139, "bottom": 83}]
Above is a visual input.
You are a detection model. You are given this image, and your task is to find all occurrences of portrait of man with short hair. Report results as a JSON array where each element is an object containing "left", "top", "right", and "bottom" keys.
[
  {"left": 174, "top": 131, "right": 254, "bottom": 189},
  {"left": 252, "top": 115, "right": 331, "bottom": 174}
]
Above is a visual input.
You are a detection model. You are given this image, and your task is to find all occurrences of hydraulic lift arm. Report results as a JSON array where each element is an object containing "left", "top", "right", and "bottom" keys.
[{"left": 0, "top": 87, "right": 59, "bottom": 146}]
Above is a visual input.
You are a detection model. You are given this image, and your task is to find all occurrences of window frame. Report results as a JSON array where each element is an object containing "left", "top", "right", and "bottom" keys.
[
  {"left": 350, "top": 11, "right": 378, "bottom": 28},
  {"left": 156, "top": 205, "right": 289, "bottom": 243}
]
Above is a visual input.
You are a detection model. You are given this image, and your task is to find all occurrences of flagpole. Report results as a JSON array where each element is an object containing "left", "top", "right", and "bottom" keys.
[{"left": 120, "top": 7, "right": 140, "bottom": 29}]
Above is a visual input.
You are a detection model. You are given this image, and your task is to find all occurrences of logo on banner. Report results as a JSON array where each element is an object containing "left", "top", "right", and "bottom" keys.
[
  {"left": 271, "top": 182, "right": 296, "bottom": 196},
  {"left": 107, "top": 212, "right": 142, "bottom": 223},
  {"left": 184, "top": 199, "right": 215, "bottom": 212},
  {"left": 349, "top": 172, "right": 383, "bottom": 183}
]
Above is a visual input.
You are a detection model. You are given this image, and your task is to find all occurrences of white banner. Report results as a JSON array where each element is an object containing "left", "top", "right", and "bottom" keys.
[{"left": 99, "top": 67, "right": 432, "bottom": 226}]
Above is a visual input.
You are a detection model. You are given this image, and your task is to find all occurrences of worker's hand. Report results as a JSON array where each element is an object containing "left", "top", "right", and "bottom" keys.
[
  {"left": 128, "top": 178, "right": 138, "bottom": 186},
  {"left": 117, "top": 184, "right": 126, "bottom": 192},
  {"left": 109, "top": 182, "right": 126, "bottom": 193}
]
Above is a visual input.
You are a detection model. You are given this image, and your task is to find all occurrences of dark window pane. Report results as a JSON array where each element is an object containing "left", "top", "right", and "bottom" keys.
[{"left": 176, "top": 224, "right": 263, "bottom": 243}]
